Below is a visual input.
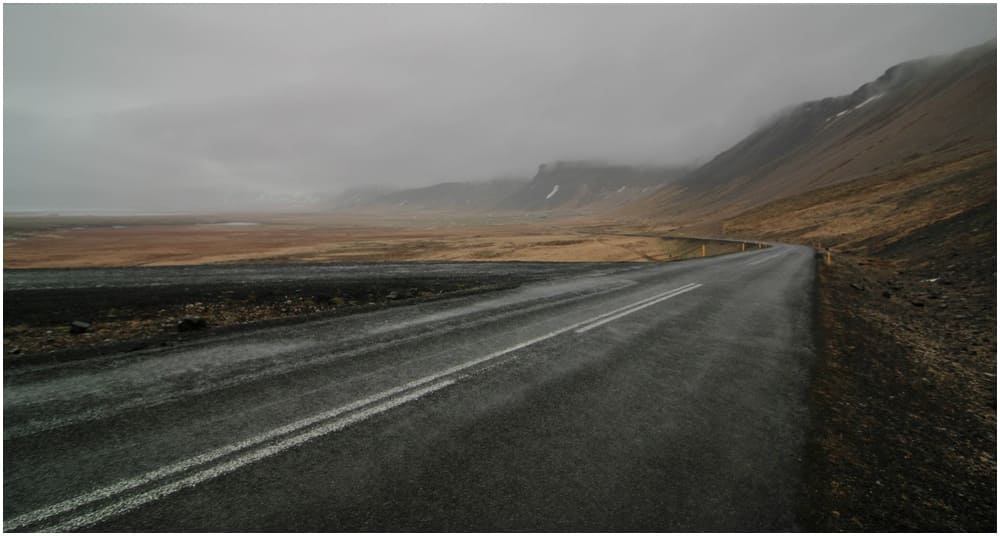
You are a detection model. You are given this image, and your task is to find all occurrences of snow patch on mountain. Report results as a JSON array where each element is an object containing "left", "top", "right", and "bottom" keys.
[{"left": 830, "top": 93, "right": 885, "bottom": 121}]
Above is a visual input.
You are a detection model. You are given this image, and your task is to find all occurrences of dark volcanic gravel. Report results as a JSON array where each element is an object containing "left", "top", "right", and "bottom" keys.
[
  {"left": 4, "top": 262, "right": 618, "bottom": 364},
  {"left": 801, "top": 213, "right": 996, "bottom": 531}
]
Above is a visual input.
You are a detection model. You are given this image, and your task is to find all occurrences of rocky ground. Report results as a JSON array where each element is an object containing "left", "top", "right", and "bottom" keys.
[
  {"left": 3, "top": 277, "right": 514, "bottom": 362},
  {"left": 800, "top": 204, "right": 996, "bottom": 531}
]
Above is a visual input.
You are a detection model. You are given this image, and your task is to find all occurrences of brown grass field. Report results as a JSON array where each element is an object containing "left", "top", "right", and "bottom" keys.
[{"left": 3, "top": 210, "right": 729, "bottom": 269}]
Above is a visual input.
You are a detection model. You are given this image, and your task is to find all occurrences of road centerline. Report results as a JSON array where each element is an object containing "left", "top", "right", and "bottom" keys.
[
  {"left": 38, "top": 379, "right": 457, "bottom": 533},
  {"left": 7, "top": 281, "right": 702, "bottom": 532},
  {"left": 575, "top": 283, "right": 702, "bottom": 333}
]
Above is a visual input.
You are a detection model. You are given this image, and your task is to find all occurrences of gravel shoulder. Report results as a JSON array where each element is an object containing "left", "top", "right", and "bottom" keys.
[{"left": 801, "top": 223, "right": 996, "bottom": 530}]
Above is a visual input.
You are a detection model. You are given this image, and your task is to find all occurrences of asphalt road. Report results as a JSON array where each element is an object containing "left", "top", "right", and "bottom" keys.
[{"left": 4, "top": 244, "right": 817, "bottom": 531}]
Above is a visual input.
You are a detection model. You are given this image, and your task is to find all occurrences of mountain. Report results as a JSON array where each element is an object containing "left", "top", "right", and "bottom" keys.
[
  {"left": 630, "top": 39, "right": 996, "bottom": 227},
  {"left": 330, "top": 162, "right": 690, "bottom": 213},
  {"left": 497, "top": 161, "right": 691, "bottom": 211},
  {"left": 372, "top": 178, "right": 529, "bottom": 211},
  {"left": 328, "top": 41, "right": 994, "bottom": 224}
]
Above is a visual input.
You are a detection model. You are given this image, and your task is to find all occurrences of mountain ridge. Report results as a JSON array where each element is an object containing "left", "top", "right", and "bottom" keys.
[
  {"left": 627, "top": 39, "right": 996, "bottom": 225},
  {"left": 496, "top": 161, "right": 691, "bottom": 212},
  {"left": 331, "top": 161, "right": 691, "bottom": 213}
]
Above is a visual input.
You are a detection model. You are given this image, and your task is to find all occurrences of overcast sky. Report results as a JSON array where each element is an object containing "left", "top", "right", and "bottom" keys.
[{"left": 4, "top": 4, "right": 996, "bottom": 212}]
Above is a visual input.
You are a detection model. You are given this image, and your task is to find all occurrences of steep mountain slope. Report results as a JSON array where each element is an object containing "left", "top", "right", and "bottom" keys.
[
  {"left": 498, "top": 161, "right": 690, "bottom": 211},
  {"left": 630, "top": 40, "right": 996, "bottom": 226},
  {"left": 720, "top": 146, "right": 995, "bottom": 253}
]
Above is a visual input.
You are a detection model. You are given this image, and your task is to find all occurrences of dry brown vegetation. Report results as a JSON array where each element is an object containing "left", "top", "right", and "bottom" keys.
[
  {"left": 720, "top": 145, "right": 996, "bottom": 251},
  {"left": 3, "top": 212, "right": 737, "bottom": 269}
]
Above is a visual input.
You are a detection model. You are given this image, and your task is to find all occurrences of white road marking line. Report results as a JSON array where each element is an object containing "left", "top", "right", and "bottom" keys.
[
  {"left": 38, "top": 380, "right": 455, "bottom": 533},
  {"left": 10, "top": 281, "right": 702, "bottom": 531},
  {"left": 366, "top": 279, "right": 636, "bottom": 336},
  {"left": 570, "top": 283, "right": 698, "bottom": 333},
  {"left": 4, "top": 374, "right": 452, "bottom": 532},
  {"left": 745, "top": 250, "right": 787, "bottom": 266},
  {"left": 404, "top": 284, "right": 701, "bottom": 384},
  {"left": 582, "top": 283, "right": 698, "bottom": 317},
  {"left": 8, "top": 280, "right": 642, "bottom": 440},
  {"left": 575, "top": 284, "right": 702, "bottom": 333}
]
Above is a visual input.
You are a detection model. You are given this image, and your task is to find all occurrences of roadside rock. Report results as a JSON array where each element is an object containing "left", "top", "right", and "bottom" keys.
[{"left": 69, "top": 321, "right": 92, "bottom": 334}]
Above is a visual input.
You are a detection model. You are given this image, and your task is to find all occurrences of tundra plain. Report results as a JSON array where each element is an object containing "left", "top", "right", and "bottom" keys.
[{"left": 3, "top": 211, "right": 732, "bottom": 269}]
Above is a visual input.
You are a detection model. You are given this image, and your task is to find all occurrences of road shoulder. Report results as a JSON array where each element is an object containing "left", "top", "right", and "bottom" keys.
[{"left": 802, "top": 253, "right": 996, "bottom": 531}]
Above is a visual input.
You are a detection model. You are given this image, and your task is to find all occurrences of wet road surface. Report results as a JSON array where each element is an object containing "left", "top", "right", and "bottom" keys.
[{"left": 4, "top": 245, "right": 817, "bottom": 531}]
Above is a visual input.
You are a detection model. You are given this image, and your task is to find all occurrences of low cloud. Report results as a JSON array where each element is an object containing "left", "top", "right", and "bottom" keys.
[{"left": 4, "top": 4, "right": 996, "bottom": 211}]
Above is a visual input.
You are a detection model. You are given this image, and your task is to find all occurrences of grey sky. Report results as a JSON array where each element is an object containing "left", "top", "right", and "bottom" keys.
[{"left": 4, "top": 4, "right": 996, "bottom": 212}]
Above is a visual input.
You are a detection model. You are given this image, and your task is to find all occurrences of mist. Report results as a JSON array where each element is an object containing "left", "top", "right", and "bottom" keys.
[{"left": 4, "top": 4, "right": 996, "bottom": 212}]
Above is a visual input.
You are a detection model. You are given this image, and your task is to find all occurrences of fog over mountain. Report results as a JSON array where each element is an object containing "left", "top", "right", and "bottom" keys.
[{"left": 4, "top": 4, "right": 996, "bottom": 212}]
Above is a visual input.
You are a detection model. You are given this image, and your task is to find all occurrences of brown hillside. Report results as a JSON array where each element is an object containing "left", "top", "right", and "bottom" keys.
[
  {"left": 720, "top": 146, "right": 996, "bottom": 252},
  {"left": 628, "top": 40, "right": 996, "bottom": 227}
]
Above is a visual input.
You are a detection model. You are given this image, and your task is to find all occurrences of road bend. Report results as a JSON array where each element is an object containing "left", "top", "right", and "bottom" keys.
[{"left": 4, "top": 244, "right": 817, "bottom": 531}]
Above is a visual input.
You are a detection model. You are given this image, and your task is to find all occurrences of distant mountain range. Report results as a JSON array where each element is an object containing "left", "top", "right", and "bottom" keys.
[
  {"left": 496, "top": 162, "right": 690, "bottom": 212},
  {"left": 329, "top": 40, "right": 995, "bottom": 231},
  {"left": 330, "top": 162, "right": 690, "bottom": 213},
  {"left": 360, "top": 178, "right": 528, "bottom": 211}
]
